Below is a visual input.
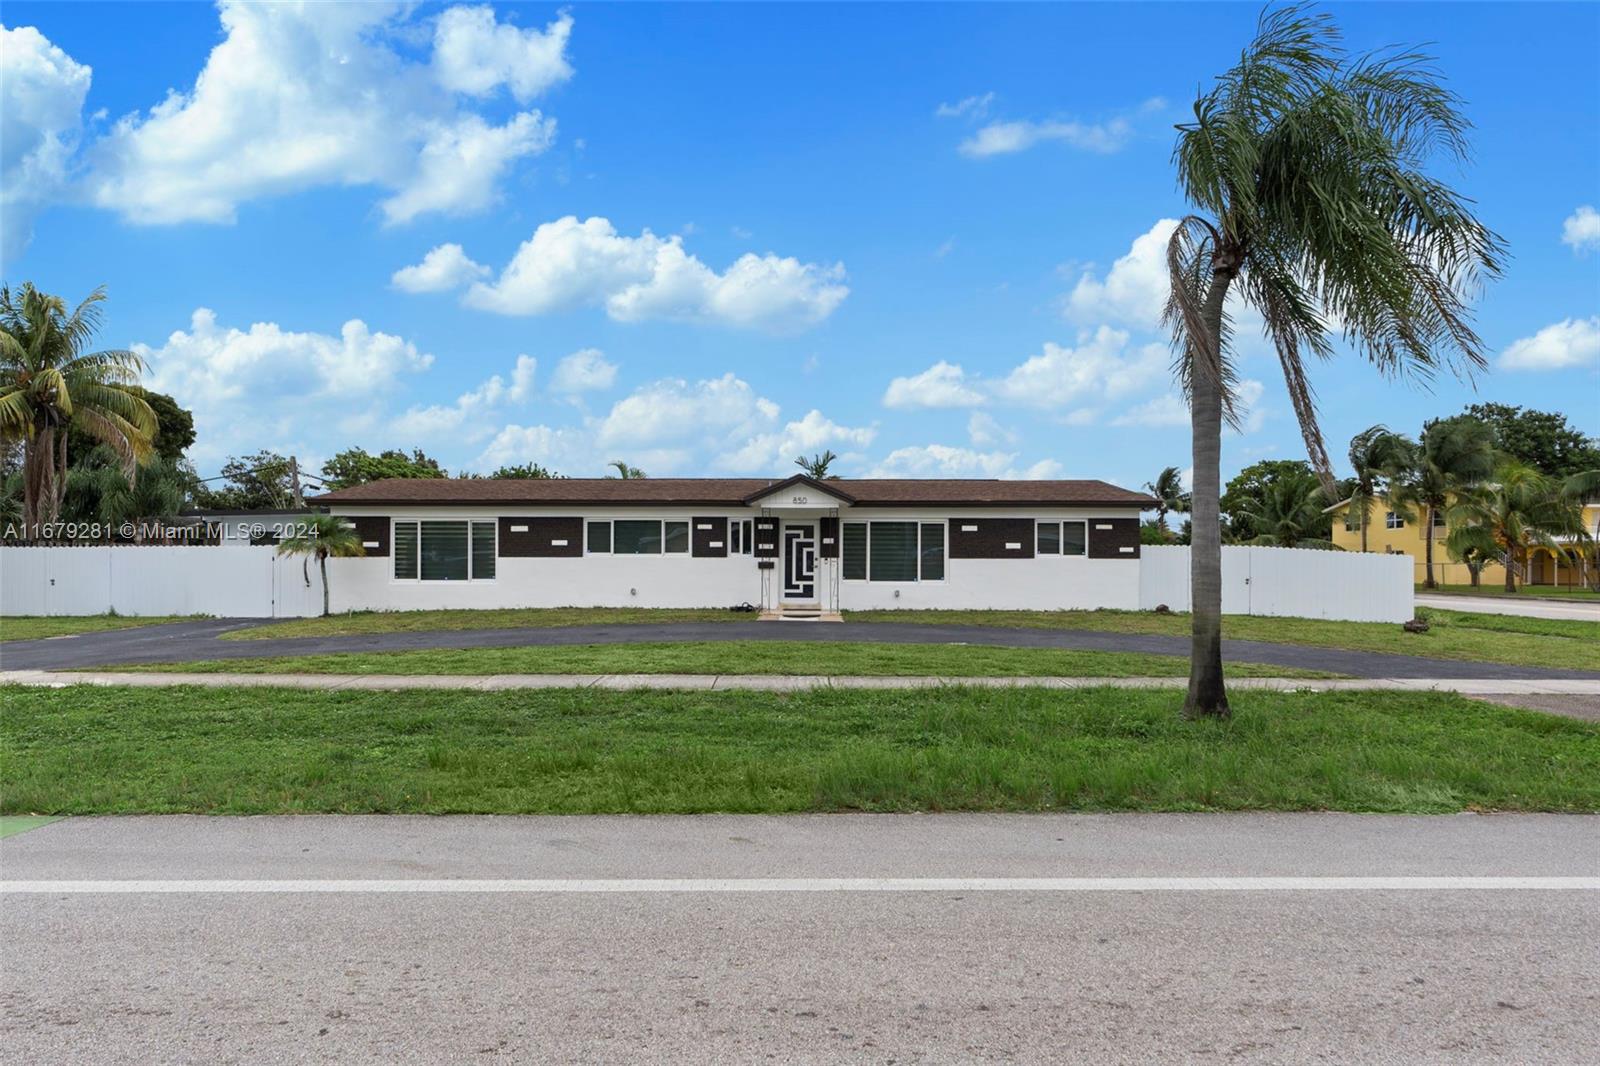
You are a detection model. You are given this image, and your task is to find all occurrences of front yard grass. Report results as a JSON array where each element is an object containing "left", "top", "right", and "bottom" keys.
[
  {"left": 3, "top": 684, "right": 1595, "bottom": 815},
  {"left": 0, "top": 615, "right": 190, "bottom": 641},
  {"left": 106, "top": 641, "right": 1335, "bottom": 679}
]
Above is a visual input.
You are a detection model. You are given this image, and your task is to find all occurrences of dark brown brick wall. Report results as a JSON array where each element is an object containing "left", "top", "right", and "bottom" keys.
[
  {"left": 498, "top": 516, "right": 583, "bottom": 557},
  {"left": 692, "top": 517, "right": 728, "bottom": 557},
  {"left": 1087, "top": 517, "right": 1141, "bottom": 559},
  {"left": 948, "top": 518, "right": 1035, "bottom": 559},
  {"left": 350, "top": 516, "right": 389, "bottom": 557},
  {"left": 753, "top": 517, "right": 780, "bottom": 559}
]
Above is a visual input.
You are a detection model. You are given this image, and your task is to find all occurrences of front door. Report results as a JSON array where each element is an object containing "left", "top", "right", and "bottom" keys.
[{"left": 782, "top": 524, "right": 816, "bottom": 600}]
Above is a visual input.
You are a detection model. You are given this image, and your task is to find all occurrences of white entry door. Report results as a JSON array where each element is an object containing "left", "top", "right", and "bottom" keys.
[{"left": 782, "top": 524, "right": 817, "bottom": 600}]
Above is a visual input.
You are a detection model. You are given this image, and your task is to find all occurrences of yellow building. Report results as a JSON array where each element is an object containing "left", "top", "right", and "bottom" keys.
[{"left": 1326, "top": 494, "right": 1600, "bottom": 588}]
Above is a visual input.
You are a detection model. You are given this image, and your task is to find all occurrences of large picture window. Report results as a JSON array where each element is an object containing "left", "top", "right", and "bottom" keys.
[
  {"left": 869, "top": 521, "right": 919, "bottom": 582},
  {"left": 842, "top": 521, "right": 945, "bottom": 582},
  {"left": 393, "top": 520, "right": 495, "bottom": 581},
  {"left": 587, "top": 519, "right": 694, "bottom": 555}
]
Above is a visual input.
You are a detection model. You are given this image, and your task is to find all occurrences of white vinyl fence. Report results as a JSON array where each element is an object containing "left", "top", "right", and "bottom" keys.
[
  {"left": 0, "top": 546, "right": 323, "bottom": 618},
  {"left": 1139, "top": 545, "right": 1413, "bottom": 623}
]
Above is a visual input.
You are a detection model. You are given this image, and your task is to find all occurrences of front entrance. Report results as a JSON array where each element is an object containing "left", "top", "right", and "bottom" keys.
[{"left": 782, "top": 523, "right": 816, "bottom": 600}]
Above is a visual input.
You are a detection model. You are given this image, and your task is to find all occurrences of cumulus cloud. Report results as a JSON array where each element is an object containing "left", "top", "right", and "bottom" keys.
[
  {"left": 475, "top": 422, "right": 592, "bottom": 473},
  {"left": 1499, "top": 317, "right": 1600, "bottom": 371},
  {"left": 0, "top": 24, "right": 92, "bottom": 263},
  {"left": 391, "top": 354, "right": 536, "bottom": 440},
  {"left": 84, "top": 2, "right": 568, "bottom": 226},
  {"left": 1110, "top": 393, "right": 1188, "bottom": 428},
  {"left": 882, "top": 361, "right": 986, "bottom": 409},
  {"left": 1561, "top": 206, "right": 1600, "bottom": 254},
  {"left": 1064, "top": 218, "right": 1178, "bottom": 327},
  {"left": 137, "top": 308, "right": 434, "bottom": 464},
  {"left": 957, "top": 99, "right": 1163, "bottom": 158},
  {"left": 390, "top": 243, "right": 490, "bottom": 293},
  {"left": 991, "top": 327, "right": 1167, "bottom": 407},
  {"left": 867, "top": 445, "right": 1061, "bottom": 480},
  {"left": 456, "top": 216, "right": 849, "bottom": 331},
  {"left": 549, "top": 348, "right": 617, "bottom": 393},
  {"left": 967, "top": 411, "right": 1017, "bottom": 447},
  {"left": 721, "top": 409, "right": 877, "bottom": 472},
  {"left": 432, "top": 8, "right": 573, "bottom": 102},
  {"left": 596, "top": 373, "right": 779, "bottom": 450}
]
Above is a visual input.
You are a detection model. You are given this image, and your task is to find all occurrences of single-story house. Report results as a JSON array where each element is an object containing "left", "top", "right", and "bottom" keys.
[{"left": 314, "top": 475, "right": 1156, "bottom": 617}]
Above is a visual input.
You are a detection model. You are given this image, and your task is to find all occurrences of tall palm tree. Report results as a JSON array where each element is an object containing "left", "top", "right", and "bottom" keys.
[
  {"left": 1235, "top": 468, "right": 1336, "bottom": 548},
  {"left": 607, "top": 460, "right": 646, "bottom": 479},
  {"left": 795, "top": 450, "right": 839, "bottom": 479},
  {"left": 1388, "top": 417, "right": 1495, "bottom": 589},
  {"left": 1345, "top": 425, "right": 1414, "bottom": 552},
  {"left": 1144, "top": 466, "right": 1190, "bottom": 535},
  {"left": 1447, "top": 461, "right": 1585, "bottom": 592},
  {"left": 276, "top": 514, "right": 367, "bottom": 617},
  {"left": 61, "top": 445, "right": 188, "bottom": 532},
  {"left": 0, "top": 284, "right": 157, "bottom": 530},
  {"left": 1164, "top": 6, "right": 1504, "bottom": 717}
]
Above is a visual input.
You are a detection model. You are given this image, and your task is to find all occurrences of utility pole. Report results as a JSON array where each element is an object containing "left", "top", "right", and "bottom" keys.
[{"left": 289, "top": 456, "right": 304, "bottom": 509}]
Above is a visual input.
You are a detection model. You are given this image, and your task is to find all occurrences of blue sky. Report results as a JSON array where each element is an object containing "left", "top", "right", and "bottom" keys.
[{"left": 4, "top": 2, "right": 1597, "bottom": 488}]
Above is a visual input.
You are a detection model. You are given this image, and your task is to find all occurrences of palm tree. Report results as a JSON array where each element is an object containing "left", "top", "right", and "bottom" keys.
[
  {"left": 61, "top": 445, "right": 188, "bottom": 532},
  {"left": 1164, "top": 6, "right": 1503, "bottom": 717},
  {"left": 1388, "top": 417, "right": 1495, "bottom": 589},
  {"left": 795, "top": 450, "right": 839, "bottom": 479},
  {"left": 275, "top": 514, "right": 366, "bottom": 617},
  {"left": 607, "top": 460, "right": 646, "bottom": 479},
  {"left": 1345, "top": 425, "right": 1414, "bottom": 552},
  {"left": 1235, "top": 468, "right": 1337, "bottom": 548},
  {"left": 0, "top": 284, "right": 158, "bottom": 529},
  {"left": 1447, "top": 461, "right": 1584, "bottom": 592},
  {"left": 1143, "top": 466, "right": 1189, "bottom": 536}
]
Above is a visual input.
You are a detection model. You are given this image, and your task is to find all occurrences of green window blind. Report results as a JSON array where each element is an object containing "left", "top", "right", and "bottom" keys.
[
  {"left": 842, "top": 523, "right": 867, "bottom": 580},
  {"left": 393, "top": 522, "right": 418, "bottom": 580},
  {"left": 868, "top": 521, "right": 918, "bottom": 582},
  {"left": 1062, "top": 521, "right": 1087, "bottom": 556},
  {"left": 471, "top": 521, "right": 496, "bottom": 580},
  {"left": 919, "top": 523, "right": 945, "bottom": 581},
  {"left": 587, "top": 521, "right": 612, "bottom": 553},
  {"left": 420, "top": 521, "right": 469, "bottom": 581}
]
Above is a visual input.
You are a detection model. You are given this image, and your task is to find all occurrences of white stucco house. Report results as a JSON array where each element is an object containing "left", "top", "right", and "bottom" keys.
[{"left": 313, "top": 474, "right": 1155, "bottom": 618}]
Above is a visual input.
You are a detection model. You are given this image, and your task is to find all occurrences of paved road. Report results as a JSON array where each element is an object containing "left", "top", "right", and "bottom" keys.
[
  {"left": 3, "top": 814, "right": 1597, "bottom": 1064},
  {"left": 1417, "top": 592, "right": 1600, "bottom": 622},
  {"left": 3, "top": 617, "right": 1597, "bottom": 679}
]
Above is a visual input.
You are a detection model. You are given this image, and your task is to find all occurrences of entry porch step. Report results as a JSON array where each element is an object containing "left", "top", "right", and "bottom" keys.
[{"left": 759, "top": 602, "right": 843, "bottom": 623}]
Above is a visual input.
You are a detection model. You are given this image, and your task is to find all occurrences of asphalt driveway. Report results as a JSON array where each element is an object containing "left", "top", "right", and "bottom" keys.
[{"left": 2, "top": 616, "right": 1597, "bottom": 680}]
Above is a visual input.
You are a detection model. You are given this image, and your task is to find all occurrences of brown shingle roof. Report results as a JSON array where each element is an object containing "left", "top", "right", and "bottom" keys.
[{"left": 314, "top": 477, "right": 1155, "bottom": 508}]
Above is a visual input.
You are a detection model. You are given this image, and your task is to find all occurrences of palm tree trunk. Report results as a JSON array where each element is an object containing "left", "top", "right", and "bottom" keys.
[
  {"left": 1359, "top": 505, "right": 1368, "bottom": 553},
  {"left": 1504, "top": 548, "right": 1517, "bottom": 592},
  {"left": 1183, "top": 273, "right": 1233, "bottom": 720},
  {"left": 319, "top": 552, "right": 330, "bottom": 617},
  {"left": 1422, "top": 505, "right": 1437, "bottom": 589}
]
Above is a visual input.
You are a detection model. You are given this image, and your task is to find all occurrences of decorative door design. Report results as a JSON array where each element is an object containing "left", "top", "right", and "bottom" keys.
[{"left": 782, "top": 524, "right": 816, "bottom": 599}]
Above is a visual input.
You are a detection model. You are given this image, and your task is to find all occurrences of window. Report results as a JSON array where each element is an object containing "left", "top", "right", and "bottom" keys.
[
  {"left": 614, "top": 520, "right": 663, "bottom": 554},
  {"left": 869, "top": 521, "right": 919, "bottom": 581},
  {"left": 1432, "top": 509, "right": 1446, "bottom": 528},
  {"left": 394, "top": 521, "right": 418, "bottom": 580},
  {"left": 1386, "top": 511, "right": 1404, "bottom": 530},
  {"left": 394, "top": 520, "right": 494, "bottom": 581},
  {"left": 731, "top": 521, "right": 741, "bottom": 554},
  {"left": 1062, "top": 520, "right": 1087, "bottom": 556},
  {"left": 920, "top": 523, "right": 945, "bottom": 581},
  {"left": 664, "top": 521, "right": 689, "bottom": 553},
  {"left": 1344, "top": 511, "right": 1360, "bottom": 532},
  {"left": 742, "top": 520, "right": 754, "bottom": 554},
  {"left": 587, "top": 521, "right": 612, "bottom": 554},
  {"left": 1037, "top": 521, "right": 1061, "bottom": 554},
  {"left": 842, "top": 522, "right": 867, "bottom": 580}
]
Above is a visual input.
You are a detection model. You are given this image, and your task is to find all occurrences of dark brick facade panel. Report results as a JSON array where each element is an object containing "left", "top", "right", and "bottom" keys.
[
  {"left": 350, "top": 516, "right": 389, "bottom": 557},
  {"left": 498, "top": 516, "right": 583, "bottom": 557},
  {"left": 948, "top": 518, "right": 1035, "bottom": 559},
  {"left": 1087, "top": 517, "right": 1141, "bottom": 559},
  {"left": 818, "top": 516, "right": 840, "bottom": 559},
  {"left": 692, "top": 517, "right": 729, "bottom": 557},
  {"left": 753, "top": 517, "right": 780, "bottom": 559}
]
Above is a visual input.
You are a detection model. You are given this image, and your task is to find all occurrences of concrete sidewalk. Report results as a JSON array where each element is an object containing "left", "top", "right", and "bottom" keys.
[{"left": 7, "top": 668, "right": 1600, "bottom": 695}]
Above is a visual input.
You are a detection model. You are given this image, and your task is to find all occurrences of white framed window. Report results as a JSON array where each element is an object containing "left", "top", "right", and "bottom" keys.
[
  {"left": 1036, "top": 519, "right": 1086, "bottom": 556},
  {"left": 1386, "top": 511, "right": 1404, "bottom": 530},
  {"left": 392, "top": 519, "right": 495, "bottom": 582},
  {"left": 584, "top": 519, "right": 690, "bottom": 555},
  {"left": 842, "top": 521, "right": 945, "bottom": 582}
]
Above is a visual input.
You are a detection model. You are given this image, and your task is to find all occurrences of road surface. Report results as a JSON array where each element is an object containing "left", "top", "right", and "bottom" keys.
[
  {"left": 1416, "top": 592, "right": 1600, "bottom": 622},
  {"left": 3, "top": 813, "right": 1597, "bottom": 1064}
]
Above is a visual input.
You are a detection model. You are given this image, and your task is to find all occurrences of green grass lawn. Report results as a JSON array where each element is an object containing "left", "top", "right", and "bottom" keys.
[
  {"left": 1418, "top": 584, "right": 1599, "bottom": 600},
  {"left": 107, "top": 640, "right": 1335, "bottom": 678},
  {"left": 0, "top": 615, "right": 191, "bottom": 641},
  {"left": 3, "top": 684, "right": 1595, "bottom": 815},
  {"left": 221, "top": 605, "right": 1598, "bottom": 672}
]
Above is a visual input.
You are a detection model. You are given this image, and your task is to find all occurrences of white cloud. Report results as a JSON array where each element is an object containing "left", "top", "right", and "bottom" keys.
[
  {"left": 391, "top": 243, "right": 490, "bottom": 293},
  {"left": 596, "top": 373, "right": 779, "bottom": 450},
  {"left": 967, "top": 411, "right": 1017, "bottom": 447},
  {"left": 720, "top": 409, "right": 877, "bottom": 473},
  {"left": 475, "top": 422, "right": 592, "bottom": 473},
  {"left": 549, "top": 348, "right": 617, "bottom": 393},
  {"left": 960, "top": 117, "right": 1133, "bottom": 158},
  {"left": 1561, "top": 206, "right": 1600, "bottom": 254},
  {"left": 391, "top": 354, "right": 536, "bottom": 440},
  {"left": 883, "top": 361, "right": 986, "bottom": 409},
  {"left": 1499, "top": 317, "right": 1600, "bottom": 371},
  {"left": 137, "top": 308, "right": 434, "bottom": 464},
  {"left": 0, "top": 25, "right": 91, "bottom": 263},
  {"left": 866, "top": 444, "right": 1061, "bottom": 481},
  {"left": 461, "top": 216, "right": 848, "bottom": 331},
  {"left": 432, "top": 8, "right": 573, "bottom": 102},
  {"left": 1111, "top": 394, "right": 1189, "bottom": 428},
  {"left": 1065, "top": 218, "right": 1178, "bottom": 327},
  {"left": 991, "top": 327, "right": 1167, "bottom": 407},
  {"left": 935, "top": 92, "right": 994, "bottom": 120},
  {"left": 84, "top": 2, "right": 567, "bottom": 226}
]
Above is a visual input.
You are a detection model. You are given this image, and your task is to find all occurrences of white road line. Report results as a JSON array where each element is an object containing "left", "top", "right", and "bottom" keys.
[{"left": 4, "top": 877, "right": 1597, "bottom": 894}]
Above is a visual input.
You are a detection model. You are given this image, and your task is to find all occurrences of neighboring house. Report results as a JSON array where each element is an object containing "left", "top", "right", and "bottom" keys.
[
  {"left": 179, "top": 507, "right": 324, "bottom": 545},
  {"left": 313, "top": 475, "right": 1155, "bottom": 617},
  {"left": 1325, "top": 493, "right": 1600, "bottom": 588}
]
